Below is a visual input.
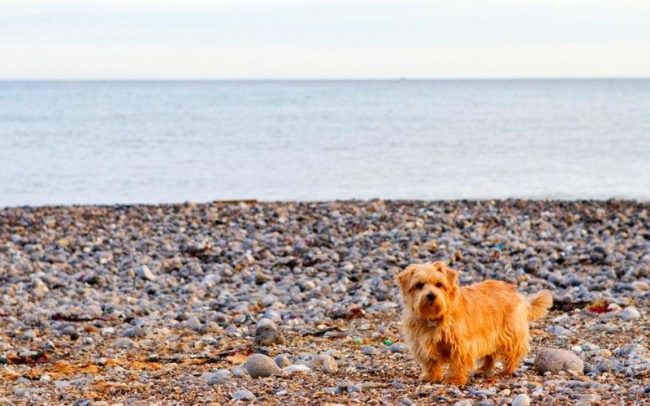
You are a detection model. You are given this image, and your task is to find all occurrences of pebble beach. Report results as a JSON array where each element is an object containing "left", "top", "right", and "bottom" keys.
[{"left": 1, "top": 199, "right": 648, "bottom": 405}]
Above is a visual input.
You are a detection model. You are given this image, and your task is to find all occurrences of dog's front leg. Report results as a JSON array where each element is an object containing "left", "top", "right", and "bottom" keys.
[
  {"left": 419, "top": 358, "right": 444, "bottom": 382},
  {"left": 444, "top": 352, "right": 472, "bottom": 386}
]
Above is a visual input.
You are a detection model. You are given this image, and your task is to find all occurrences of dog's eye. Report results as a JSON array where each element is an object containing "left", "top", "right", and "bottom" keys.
[
  {"left": 414, "top": 282, "right": 424, "bottom": 289},
  {"left": 435, "top": 282, "right": 444, "bottom": 288}
]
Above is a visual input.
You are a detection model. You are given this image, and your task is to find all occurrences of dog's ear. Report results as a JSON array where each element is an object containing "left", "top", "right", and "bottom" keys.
[
  {"left": 395, "top": 266, "right": 415, "bottom": 291},
  {"left": 444, "top": 266, "right": 458, "bottom": 286}
]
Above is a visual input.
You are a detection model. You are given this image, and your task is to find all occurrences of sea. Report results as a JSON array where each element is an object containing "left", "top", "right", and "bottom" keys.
[{"left": 1, "top": 79, "right": 649, "bottom": 207}]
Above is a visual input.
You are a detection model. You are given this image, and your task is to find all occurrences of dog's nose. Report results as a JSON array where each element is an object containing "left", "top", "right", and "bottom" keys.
[{"left": 426, "top": 292, "right": 436, "bottom": 302}]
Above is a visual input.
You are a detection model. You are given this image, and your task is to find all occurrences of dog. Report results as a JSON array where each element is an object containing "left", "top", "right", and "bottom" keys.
[{"left": 395, "top": 261, "right": 552, "bottom": 385}]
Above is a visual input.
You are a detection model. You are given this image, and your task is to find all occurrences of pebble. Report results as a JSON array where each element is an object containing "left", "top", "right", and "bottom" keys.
[
  {"left": 184, "top": 316, "right": 202, "bottom": 331},
  {"left": 137, "top": 265, "right": 156, "bottom": 281},
  {"left": 534, "top": 348, "right": 584, "bottom": 374},
  {"left": 313, "top": 353, "right": 338, "bottom": 374},
  {"left": 282, "top": 364, "right": 311, "bottom": 374},
  {"left": 547, "top": 325, "right": 573, "bottom": 336},
  {"left": 614, "top": 344, "right": 648, "bottom": 358},
  {"left": 232, "top": 390, "right": 256, "bottom": 401},
  {"left": 511, "top": 394, "right": 531, "bottom": 406},
  {"left": 361, "top": 345, "right": 378, "bottom": 355},
  {"left": 61, "top": 325, "right": 77, "bottom": 337},
  {"left": 254, "top": 318, "right": 285, "bottom": 346},
  {"left": 231, "top": 367, "right": 247, "bottom": 378},
  {"left": 204, "top": 369, "right": 231, "bottom": 385},
  {"left": 389, "top": 343, "right": 408, "bottom": 353},
  {"left": 274, "top": 354, "right": 291, "bottom": 368},
  {"left": 123, "top": 326, "right": 146, "bottom": 338},
  {"left": 32, "top": 278, "right": 49, "bottom": 298},
  {"left": 113, "top": 338, "right": 136, "bottom": 349},
  {"left": 619, "top": 307, "right": 641, "bottom": 320},
  {"left": 245, "top": 354, "right": 281, "bottom": 378}
]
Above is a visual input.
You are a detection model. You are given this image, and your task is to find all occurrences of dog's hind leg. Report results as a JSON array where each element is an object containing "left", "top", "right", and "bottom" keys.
[
  {"left": 477, "top": 354, "right": 496, "bottom": 375},
  {"left": 501, "top": 340, "right": 529, "bottom": 376}
]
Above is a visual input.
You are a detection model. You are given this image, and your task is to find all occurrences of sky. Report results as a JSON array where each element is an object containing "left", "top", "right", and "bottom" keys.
[{"left": 1, "top": 0, "right": 649, "bottom": 79}]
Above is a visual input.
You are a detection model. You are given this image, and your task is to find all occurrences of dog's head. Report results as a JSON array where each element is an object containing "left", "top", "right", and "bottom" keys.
[{"left": 395, "top": 261, "right": 459, "bottom": 320}]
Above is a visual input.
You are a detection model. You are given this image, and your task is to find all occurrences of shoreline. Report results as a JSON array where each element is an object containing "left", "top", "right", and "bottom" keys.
[
  {"left": 1, "top": 200, "right": 648, "bottom": 404},
  {"left": 2, "top": 197, "right": 649, "bottom": 210}
]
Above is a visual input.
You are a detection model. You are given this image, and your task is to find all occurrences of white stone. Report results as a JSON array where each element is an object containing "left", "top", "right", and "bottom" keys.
[{"left": 137, "top": 265, "right": 156, "bottom": 281}]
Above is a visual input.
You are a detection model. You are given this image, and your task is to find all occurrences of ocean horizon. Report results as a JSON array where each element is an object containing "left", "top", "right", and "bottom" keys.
[{"left": 1, "top": 79, "right": 649, "bottom": 207}]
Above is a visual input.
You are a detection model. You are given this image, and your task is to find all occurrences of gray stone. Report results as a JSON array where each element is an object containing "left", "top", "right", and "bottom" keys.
[
  {"left": 204, "top": 369, "right": 231, "bottom": 385},
  {"left": 282, "top": 364, "right": 311, "bottom": 374},
  {"left": 534, "top": 348, "right": 584, "bottom": 374},
  {"left": 137, "top": 265, "right": 156, "bottom": 281},
  {"left": 113, "top": 337, "right": 136, "bottom": 349},
  {"left": 619, "top": 306, "right": 641, "bottom": 320},
  {"left": 123, "top": 326, "right": 146, "bottom": 338},
  {"left": 361, "top": 345, "right": 378, "bottom": 355},
  {"left": 274, "top": 354, "right": 291, "bottom": 368},
  {"left": 231, "top": 366, "right": 247, "bottom": 378},
  {"left": 232, "top": 390, "right": 256, "bottom": 401},
  {"left": 615, "top": 343, "right": 648, "bottom": 358},
  {"left": 61, "top": 325, "right": 77, "bottom": 337},
  {"left": 254, "top": 318, "right": 285, "bottom": 346},
  {"left": 547, "top": 325, "right": 573, "bottom": 336},
  {"left": 185, "top": 316, "right": 202, "bottom": 331},
  {"left": 245, "top": 353, "right": 281, "bottom": 378},
  {"left": 313, "top": 353, "right": 338, "bottom": 374},
  {"left": 389, "top": 343, "right": 408, "bottom": 353},
  {"left": 512, "top": 394, "right": 531, "bottom": 406}
]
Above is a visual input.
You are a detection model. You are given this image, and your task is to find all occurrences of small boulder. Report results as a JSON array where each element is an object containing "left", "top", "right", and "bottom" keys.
[
  {"left": 245, "top": 353, "right": 281, "bottom": 378},
  {"left": 534, "top": 348, "right": 584, "bottom": 374}
]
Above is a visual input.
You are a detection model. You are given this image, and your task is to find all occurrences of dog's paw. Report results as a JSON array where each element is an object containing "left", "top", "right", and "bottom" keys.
[
  {"left": 443, "top": 375, "right": 468, "bottom": 386},
  {"left": 420, "top": 372, "right": 443, "bottom": 382}
]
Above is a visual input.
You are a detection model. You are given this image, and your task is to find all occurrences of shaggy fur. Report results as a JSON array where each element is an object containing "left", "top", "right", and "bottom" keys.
[{"left": 396, "top": 261, "right": 553, "bottom": 385}]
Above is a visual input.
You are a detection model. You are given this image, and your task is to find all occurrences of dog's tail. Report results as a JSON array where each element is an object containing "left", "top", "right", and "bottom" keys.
[{"left": 527, "top": 290, "right": 553, "bottom": 321}]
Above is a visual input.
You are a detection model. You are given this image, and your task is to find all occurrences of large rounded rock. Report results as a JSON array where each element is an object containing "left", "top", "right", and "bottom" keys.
[
  {"left": 534, "top": 348, "right": 584, "bottom": 374},
  {"left": 245, "top": 353, "right": 281, "bottom": 378},
  {"left": 254, "top": 318, "right": 285, "bottom": 346}
]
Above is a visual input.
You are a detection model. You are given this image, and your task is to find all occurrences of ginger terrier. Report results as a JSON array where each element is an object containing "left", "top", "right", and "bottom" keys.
[{"left": 396, "top": 261, "right": 552, "bottom": 385}]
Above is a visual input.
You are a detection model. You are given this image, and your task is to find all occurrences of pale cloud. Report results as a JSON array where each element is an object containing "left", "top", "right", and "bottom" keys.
[
  {"left": 1, "top": 0, "right": 649, "bottom": 7},
  {"left": 1, "top": 0, "right": 649, "bottom": 78},
  {"left": 2, "top": 42, "right": 648, "bottom": 79}
]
